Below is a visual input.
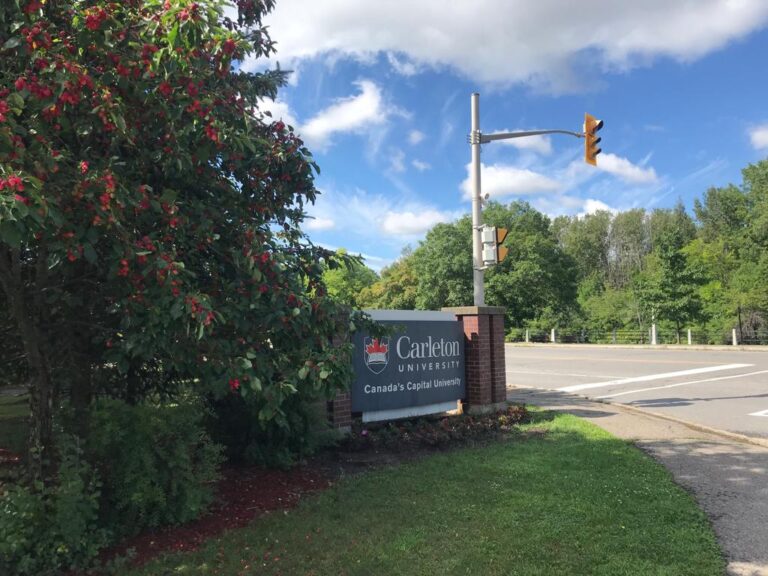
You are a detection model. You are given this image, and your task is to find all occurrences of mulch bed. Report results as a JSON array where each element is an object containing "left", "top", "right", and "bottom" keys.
[{"left": 100, "top": 464, "right": 333, "bottom": 568}]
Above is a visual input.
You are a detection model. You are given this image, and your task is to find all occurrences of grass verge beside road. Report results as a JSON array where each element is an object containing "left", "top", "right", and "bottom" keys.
[{"left": 127, "top": 411, "right": 724, "bottom": 576}]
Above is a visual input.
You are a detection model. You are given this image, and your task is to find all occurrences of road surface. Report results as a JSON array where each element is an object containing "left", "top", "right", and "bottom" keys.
[{"left": 505, "top": 344, "right": 768, "bottom": 440}]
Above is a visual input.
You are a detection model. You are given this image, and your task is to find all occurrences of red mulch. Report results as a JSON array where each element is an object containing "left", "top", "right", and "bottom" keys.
[
  {"left": 101, "top": 464, "right": 332, "bottom": 568},
  {"left": 0, "top": 448, "right": 22, "bottom": 466}
]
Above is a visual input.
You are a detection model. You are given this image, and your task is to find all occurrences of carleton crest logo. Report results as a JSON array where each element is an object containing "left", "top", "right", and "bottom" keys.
[{"left": 364, "top": 337, "right": 390, "bottom": 374}]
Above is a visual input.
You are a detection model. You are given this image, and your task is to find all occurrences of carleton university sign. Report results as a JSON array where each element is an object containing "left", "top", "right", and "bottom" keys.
[{"left": 351, "top": 311, "right": 465, "bottom": 416}]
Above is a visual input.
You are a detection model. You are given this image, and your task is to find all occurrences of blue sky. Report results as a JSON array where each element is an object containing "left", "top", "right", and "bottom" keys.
[{"left": 244, "top": 1, "right": 768, "bottom": 271}]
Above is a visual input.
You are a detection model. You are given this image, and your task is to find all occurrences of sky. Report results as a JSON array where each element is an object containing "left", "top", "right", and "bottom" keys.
[{"left": 244, "top": 0, "right": 768, "bottom": 271}]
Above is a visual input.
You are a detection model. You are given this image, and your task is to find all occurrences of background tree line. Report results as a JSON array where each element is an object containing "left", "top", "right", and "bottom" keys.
[{"left": 325, "top": 158, "right": 768, "bottom": 345}]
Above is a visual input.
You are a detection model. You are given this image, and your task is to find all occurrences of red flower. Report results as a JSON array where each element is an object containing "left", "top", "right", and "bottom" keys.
[
  {"left": 85, "top": 8, "right": 107, "bottom": 31},
  {"left": 229, "top": 378, "right": 240, "bottom": 391},
  {"left": 1, "top": 175, "right": 25, "bottom": 192},
  {"left": 79, "top": 160, "right": 89, "bottom": 174},
  {"left": 0, "top": 100, "right": 8, "bottom": 122},
  {"left": 14, "top": 194, "right": 30, "bottom": 205},
  {"left": 14, "top": 77, "right": 26, "bottom": 91},
  {"left": 24, "top": 0, "right": 44, "bottom": 14},
  {"left": 158, "top": 82, "right": 173, "bottom": 98},
  {"left": 222, "top": 38, "right": 237, "bottom": 55}
]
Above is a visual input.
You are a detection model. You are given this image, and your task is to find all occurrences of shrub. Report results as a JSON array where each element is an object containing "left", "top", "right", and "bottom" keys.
[
  {"left": 0, "top": 436, "right": 108, "bottom": 576},
  {"left": 87, "top": 399, "right": 224, "bottom": 538},
  {"left": 209, "top": 394, "right": 336, "bottom": 469}
]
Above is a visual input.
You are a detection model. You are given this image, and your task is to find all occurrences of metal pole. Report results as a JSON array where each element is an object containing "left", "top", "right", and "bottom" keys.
[{"left": 470, "top": 93, "right": 484, "bottom": 306}]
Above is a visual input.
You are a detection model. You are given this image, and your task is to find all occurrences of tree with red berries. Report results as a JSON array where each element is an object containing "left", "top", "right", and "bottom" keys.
[{"left": 0, "top": 0, "right": 353, "bottom": 480}]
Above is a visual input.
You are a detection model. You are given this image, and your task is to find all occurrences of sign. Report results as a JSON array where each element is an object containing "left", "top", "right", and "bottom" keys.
[{"left": 351, "top": 311, "right": 465, "bottom": 417}]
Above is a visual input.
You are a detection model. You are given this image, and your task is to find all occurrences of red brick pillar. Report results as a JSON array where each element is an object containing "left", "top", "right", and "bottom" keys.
[
  {"left": 328, "top": 392, "right": 352, "bottom": 433},
  {"left": 327, "top": 313, "right": 353, "bottom": 433},
  {"left": 443, "top": 306, "right": 507, "bottom": 414}
]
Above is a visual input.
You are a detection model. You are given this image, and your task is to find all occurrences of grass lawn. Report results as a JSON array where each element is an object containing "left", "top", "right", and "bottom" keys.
[{"left": 126, "top": 412, "right": 725, "bottom": 576}]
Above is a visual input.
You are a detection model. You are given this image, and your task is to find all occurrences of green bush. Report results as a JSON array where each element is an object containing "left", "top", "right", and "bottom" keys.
[
  {"left": 0, "top": 436, "right": 108, "bottom": 576},
  {"left": 87, "top": 399, "right": 224, "bottom": 538},
  {"left": 209, "top": 394, "right": 335, "bottom": 469}
]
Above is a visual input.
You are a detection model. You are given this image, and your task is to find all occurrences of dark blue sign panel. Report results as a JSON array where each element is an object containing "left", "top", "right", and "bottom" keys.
[{"left": 351, "top": 319, "right": 465, "bottom": 412}]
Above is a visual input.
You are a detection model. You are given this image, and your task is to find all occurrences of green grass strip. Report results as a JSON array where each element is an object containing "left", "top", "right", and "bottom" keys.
[{"left": 125, "top": 412, "right": 726, "bottom": 575}]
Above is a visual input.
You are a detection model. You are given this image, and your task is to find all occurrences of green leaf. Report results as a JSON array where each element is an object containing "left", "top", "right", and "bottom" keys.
[
  {"left": 319, "top": 369, "right": 330, "bottom": 380},
  {"left": 0, "top": 221, "right": 22, "bottom": 248},
  {"left": 168, "top": 22, "right": 179, "bottom": 47},
  {"left": 250, "top": 377, "right": 261, "bottom": 392},
  {"left": 2, "top": 37, "right": 21, "bottom": 50},
  {"left": 6, "top": 92, "right": 24, "bottom": 113},
  {"left": 298, "top": 366, "right": 309, "bottom": 380},
  {"left": 83, "top": 243, "right": 98, "bottom": 264},
  {"left": 239, "top": 357, "right": 252, "bottom": 369}
]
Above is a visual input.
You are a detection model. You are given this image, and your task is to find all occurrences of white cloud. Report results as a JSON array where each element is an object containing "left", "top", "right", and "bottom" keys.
[
  {"left": 381, "top": 209, "right": 452, "bottom": 235},
  {"left": 257, "top": 1, "right": 768, "bottom": 92},
  {"left": 412, "top": 159, "right": 431, "bottom": 171},
  {"left": 305, "top": 217, "right": 335, "bottom": 231},
  {"left": 257, "top": 98, "right": 299, "bottom": 129},
  {"left": 389, "top": 148, "right": 406, "bottom": 173},
  {"left": 497, "top": 131, "right": 552, "bottom": 155},
  {"left": 580, "top": 198, "right": 618, "bottom": 216},
  {"left": 387, "top": 52, "right": 420, "bottom": 76},
  {"left": 461, "top": 163, "right": 561, "bottom": 199},
  {"left": 301, "top": 80, "right": 391, "bottom": 150},
  {"left": 749, "top": 124, "right": 768, "bottom": 150},
  {"left": 306, "top": 187, "right": 460, "bottom": 246},
  {"left": 598, "top": 153, "right": 658, "bottom": 183},
  {"left": 408, "top": 130, "right": 425, "bottom": 145}
]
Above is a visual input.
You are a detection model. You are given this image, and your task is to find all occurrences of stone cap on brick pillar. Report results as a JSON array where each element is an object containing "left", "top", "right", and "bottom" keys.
[{"left": 441, "top": 306, "right": 506, "bottom": 316}]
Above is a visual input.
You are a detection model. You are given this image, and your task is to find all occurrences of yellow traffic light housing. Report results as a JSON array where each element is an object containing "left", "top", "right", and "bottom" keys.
[
  {"left": 496, "top": 227, "right": 508, "bottom": 263},
  {"left": 584, "top": 113, "right": 603, "bottom": 166}
]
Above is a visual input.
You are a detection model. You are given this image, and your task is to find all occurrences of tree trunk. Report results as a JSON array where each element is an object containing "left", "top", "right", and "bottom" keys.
[
  {"left": 12, "top": 299, "right": 55, "bottom": 483},
  {"left": 0, "top": 245, "right": 55, "bottom": 483}
]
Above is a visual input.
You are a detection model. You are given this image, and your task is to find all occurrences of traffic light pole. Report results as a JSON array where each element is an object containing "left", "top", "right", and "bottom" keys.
[
  {"left": 470, "top": 93, "right": 484, "bottom": 306},
  {"left": 468, "top": 92, "right": 588, "bottom": 307}
]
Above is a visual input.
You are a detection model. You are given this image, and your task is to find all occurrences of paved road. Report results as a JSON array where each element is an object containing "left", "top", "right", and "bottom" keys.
[
  {"left": 505, "top": 344, "right": 768, "bottom": 440},
  {"left": 511, "top": 387, "right": 768, "bottom": 576}
]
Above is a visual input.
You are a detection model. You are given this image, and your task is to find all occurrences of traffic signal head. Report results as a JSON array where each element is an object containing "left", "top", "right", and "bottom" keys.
[
  {"left": 584, "top": 113, "right": 603, "bottom": 166},
  {"left": 481, "top": 226, "right": 509, "bottom": 266}
]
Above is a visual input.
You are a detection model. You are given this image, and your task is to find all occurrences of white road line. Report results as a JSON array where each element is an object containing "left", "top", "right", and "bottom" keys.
[
  {"left": 506, "top": 370, "right": 624, "bottom": 379},
  {"left": 596, "top": 369, "right": 768, "bottom": 399},
  {"left": 557, "top": 363, "right": 753, "bottom": 393},
  {"left": 749, "top": 409, "right": 768, "bottom": 418}
]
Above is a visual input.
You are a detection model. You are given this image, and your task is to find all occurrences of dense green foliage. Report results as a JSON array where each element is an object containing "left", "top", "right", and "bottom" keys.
[
  {"left": 359, "top": 161, "right": 768, "bottom": 344},
  {"left": 0, "top": 0, "right": 356, "bottom": 477},
  {"left": 126, "top": 413, "right": 724, "bottom": 576},
  {"left": 0, "top": 435, "right": 107, "bottom": 576},
  {"left": 87, "top": 399, "right": 224, "bottom": 537},
  {"left": 322, "top": 248, "right": 378, "bottom": 308}
]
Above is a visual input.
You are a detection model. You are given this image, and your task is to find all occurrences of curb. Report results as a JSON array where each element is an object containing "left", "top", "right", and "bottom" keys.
[
  {"left": 598, "top": 399, "right": 768, "bottom": 450},
  {"left": 509, "top": 386, "right": 768, "bottom": 450}
]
